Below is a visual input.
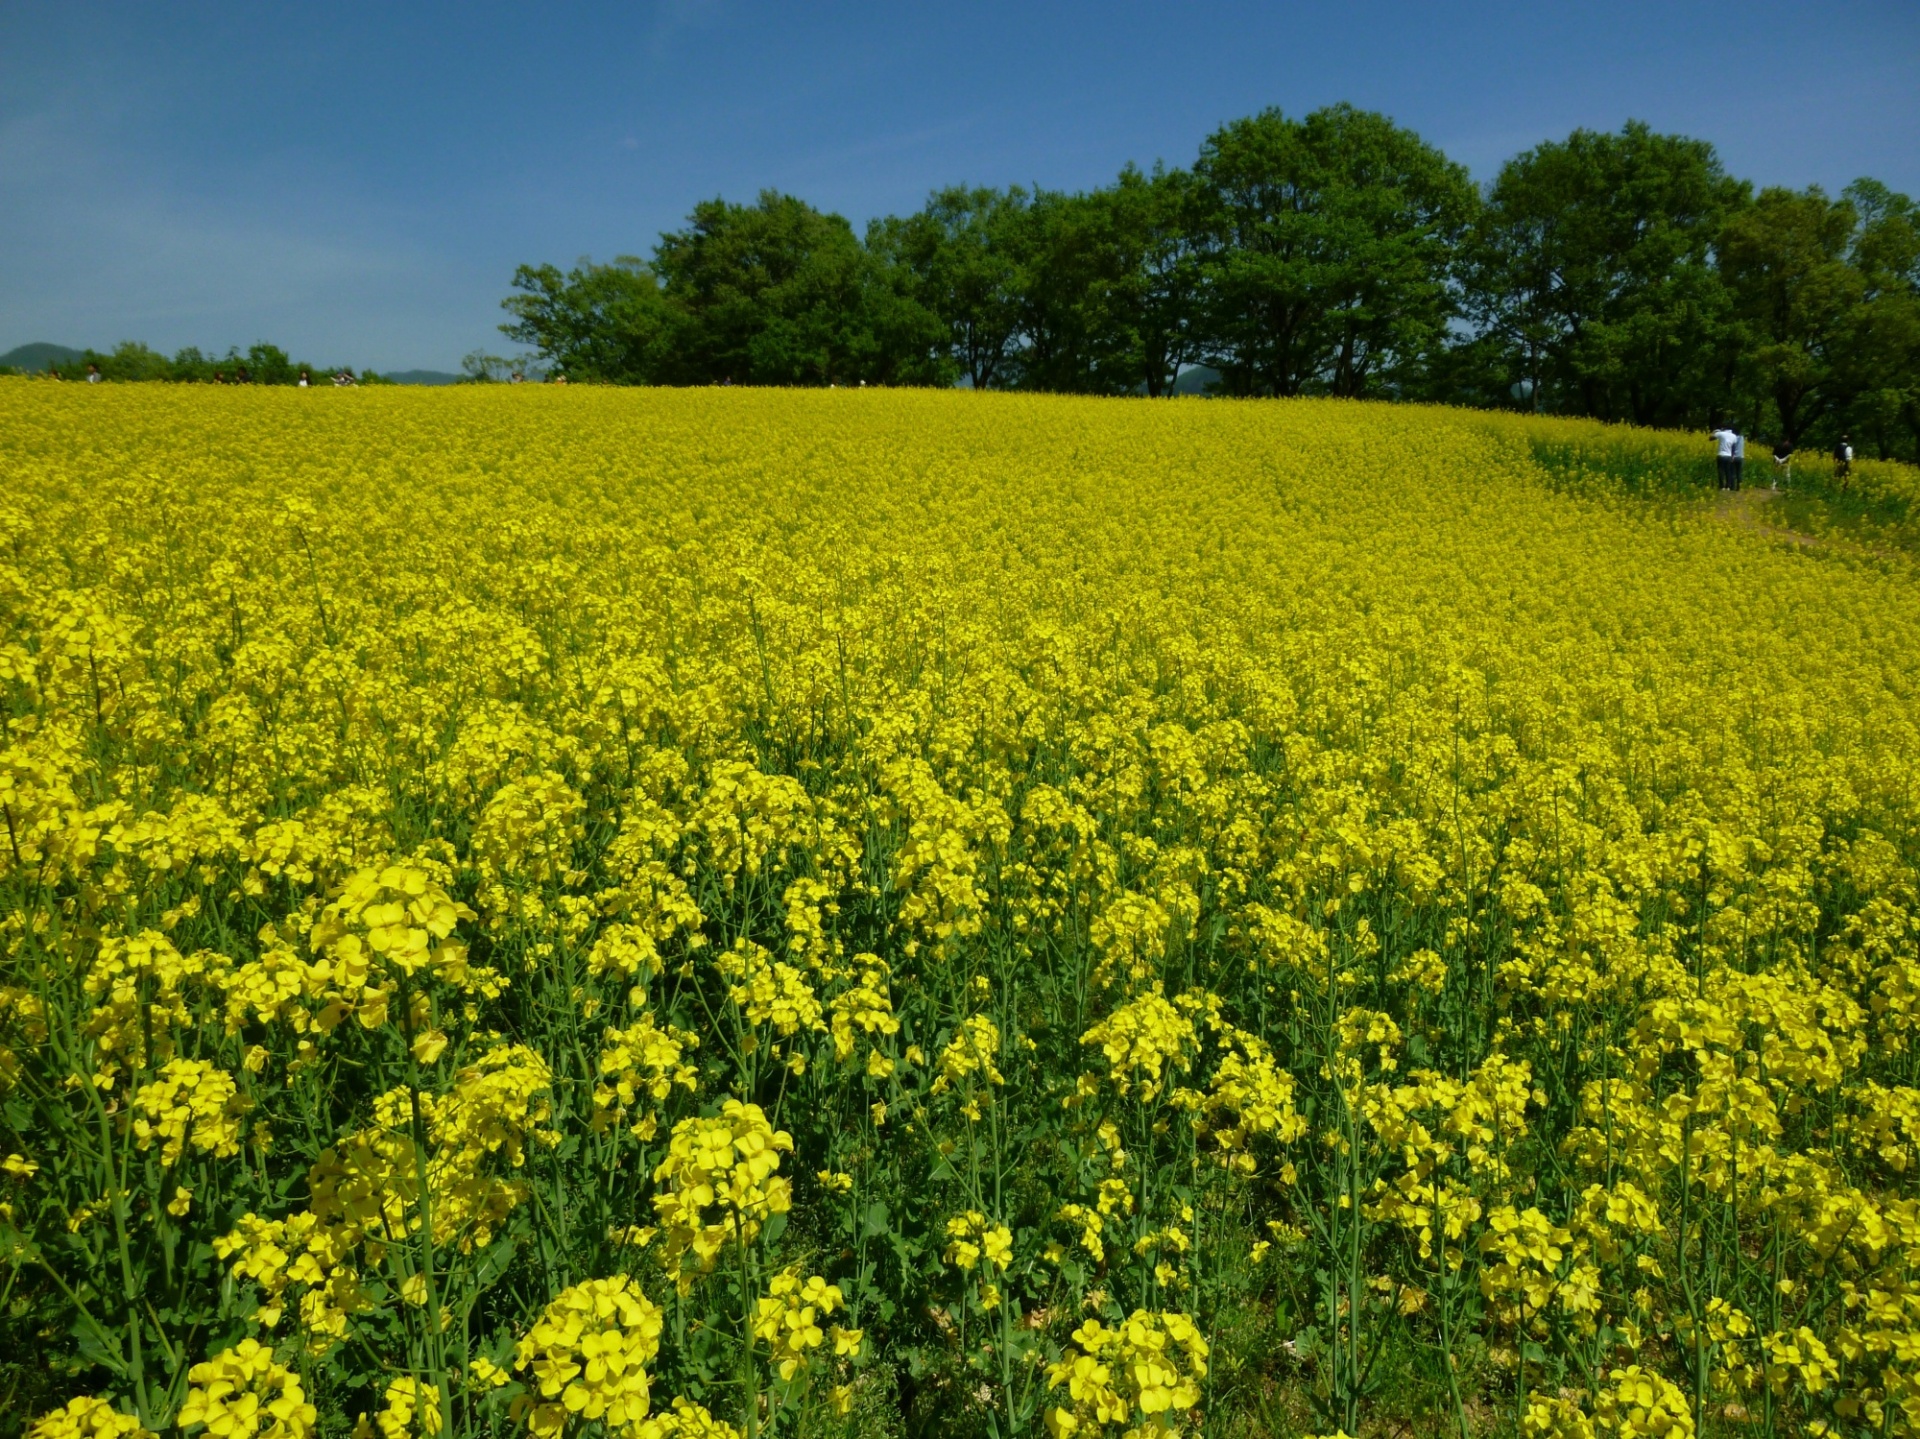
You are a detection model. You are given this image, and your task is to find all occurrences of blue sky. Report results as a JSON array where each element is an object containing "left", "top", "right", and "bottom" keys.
[{"left": 3, "top": 1, "right": 1916, "bottom": 372}]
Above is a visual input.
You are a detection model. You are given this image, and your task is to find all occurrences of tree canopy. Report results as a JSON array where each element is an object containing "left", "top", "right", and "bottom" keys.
[
  {"left": 19, "top": 103, "right": 1911, "bottom": 460},
  {"left": 495, "top": 107, "right": 1917, "bottom": 457}
]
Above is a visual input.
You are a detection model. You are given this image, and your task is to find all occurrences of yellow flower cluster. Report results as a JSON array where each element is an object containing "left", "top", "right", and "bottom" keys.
[
  {"left": 1080, "top": 990, "right": 1196, "bottom": 1098},
  {"left": 943, "top": 1210, "right": 1014, "bottom": 1272},
  {"left": 1478, "top": 1205, "right": 1587, "bottom": 1326},
  {"left": 355, "top": 1378, "right": 444, "bottom": 1439},
  {"left": 130, "top": 1057, "right": 248, "bottom": 1166},
  {"left": 305, "top": 864, "right": 488, "bottom": 1017},
  {"left": 717, "top": 939, "right": 824, "bottom": 1038},
  {"left": 931, "top": 1016, "right": 1003, "bottom": 1095},
  {"left": 1524, "top": 1365, "right": 1695, "bottom": 1438},
  {"left": 1192, "top": 1028, "right": 1307, "bottom": 1172},
  {"left": 651, "top": 1100, "right": 792, "bottom": 1285},
  {"left": 1357, "top": 1052, "right": 1534, "bottom": 1264},
  {"left": 826, "top": 957, "right": 899, "bottom": 1066},
  {"left": 216, "top": 1043, "right": 555, "bottom": 1342},
  {"left": 751, "top": 1269, "right": 855, "bottom": 1380},
  {"left": 305, "top": 1044, "right": 555, "bottom": 1249},
  {"left": 27, "top": 1398, "right": 156, "bottom": 1439},
  {"left": 217, "top": 864, "right": 502, "bottom": 1038},
  {"left": 176, "top": 1339, "right": 317, "bottom": 1439},
  {"left": 632, "top": 1398, "right": 743, "bottom": 1439},
  {"left": 1054, "top": 1178, "right": 1137, "bottom": 1268},
  {"left": 510, "top": 1277, "right": 663, "bottom": 1439},
  {"left": 1045, "top": 1310, "right": 1208, "bottom": 1438},
  {"left": 595, "top": 1012, "right": 700, "bottom": 1138}
]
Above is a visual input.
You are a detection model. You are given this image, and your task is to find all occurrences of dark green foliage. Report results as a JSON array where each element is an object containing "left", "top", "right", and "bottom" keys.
[
  {"left": 1463, "top": 122, "right": 1746, "bottom": 427},
  {"left": 9, "top": 104, "right": 1911, "bottom": 457},
  {"left": 7, "top": 341, "right": 367, "bottom": 385},
  {"left": 1190, "top": 104, "right": 1477, "bottom": 399},
  {"left": 502, "top": 196, "right": 949, "bottom": 388},
  {"left": 869, "top": 187, "right": 1029, "bottom": 390},
  {"left": 1096, "top": 165, "right": 1209, "bottom": 399},
  {"left": 500, "top": 256, "right": 671, "bottom": 383},
  {"left": 1721, "top": 180, "right": 1920, "bottom": 452},
  {"left": 651, "top": 192, "right": 940, "bottom": 387},
  {"left": 490, "top": 111, "right": 1919, "bottom": 458}
]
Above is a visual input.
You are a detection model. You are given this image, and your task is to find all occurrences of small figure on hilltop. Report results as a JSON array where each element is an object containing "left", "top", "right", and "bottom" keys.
[
  {"left": 86, "top": 362, "right": 101, "bottom": 384},
  {"left": 298, "top": 369, "right": 311, "bottom": 388},
  {"left": 1833, "top": 434, "right": 1853, "bottom": 486}
]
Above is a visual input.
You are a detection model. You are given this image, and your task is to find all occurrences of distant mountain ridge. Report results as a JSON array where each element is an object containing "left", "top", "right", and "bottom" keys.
[
  {"left": 1, "top": 343, "right": 85, "bottom": 371},
  {"left": 1173, "top": 365, "right": 1219, "bottom": 396}
]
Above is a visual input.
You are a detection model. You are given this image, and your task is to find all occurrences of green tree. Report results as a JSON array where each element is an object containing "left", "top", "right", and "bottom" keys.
[
  {"left": 97, "top": 342, "right": 173, "bottom": 381},
  {"left": 1007, "top": 175, "right": 1208, "bottom": 397},
  {"left": 651, "top": 191, "right": 939, "bottom": 386},
  {"left": 1463, "top": 121, "right": 1745, "bottom": 425},
  {"left": 166, "top": 346, "right": 216, "bottom": 381},
  {"left": 877, "top": 186, "right": 1031, "bottom": 389},
  {"left": 1007, "top": 187, "right": 1122, "bottom": 393},
  {"left": 856, "top": 219, "right": 956, "bottom": 388},
  {"left": 1192, "top": 103, "right": 1475, "bottom": 398},
  {"left": 67, "top": 341, "right": 330, "bottom": 384},
  {"left": 1834, "top": 179, "right": 1920, "bottom": 459},
  {"left": 1097, "top": 164, "right": 1207, "bottom": 397},
  {"left": 500, "top": 256, "right": 673, "bottom": 383},
  {"left": 1720, "top": 186, "right": 1863, "bottom": 445},
  {"left": 244, "top": 343, "right": 297, "bottom": 385}
]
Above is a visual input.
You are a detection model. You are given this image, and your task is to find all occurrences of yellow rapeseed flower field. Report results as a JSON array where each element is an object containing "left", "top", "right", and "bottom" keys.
[{"left": 3, "top": 380, "right": 1919, "bottom": 1439}]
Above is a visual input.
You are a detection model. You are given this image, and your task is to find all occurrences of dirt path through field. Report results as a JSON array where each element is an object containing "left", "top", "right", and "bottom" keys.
[
  {"left": 1706, "top": 487, "right": 1920, "bottom": 574},
  {"left": 1712, "top": 487, "right": 1823, "bottom": 549}
]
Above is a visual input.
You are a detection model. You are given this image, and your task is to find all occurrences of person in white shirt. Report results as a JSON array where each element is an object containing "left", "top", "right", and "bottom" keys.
[
  {"left": 1833, "top": 435, "right": 1853, "bottom": 485},
  {"left": 1711, "top": 424, "right": 1737, "bottom": 490},
  {"left": 1730, "top": 429, "right": 1745, "bottom": 491},
  {"left": 86, "top": 362, "right": 102, "bottom": 383}
]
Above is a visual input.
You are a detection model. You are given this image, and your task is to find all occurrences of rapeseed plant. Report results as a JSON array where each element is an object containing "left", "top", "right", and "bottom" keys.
[{"left": 3, "top": 381, "right": 1920, "bottom": 1437}]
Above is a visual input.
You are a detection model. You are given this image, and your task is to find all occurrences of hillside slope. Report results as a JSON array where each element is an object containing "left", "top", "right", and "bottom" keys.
[
  {"left": 1, "top": 383, "right": 1917, "bottom": 1439},
  {"left": 0, "top": 341, "right": 84, "bottom": 370}
]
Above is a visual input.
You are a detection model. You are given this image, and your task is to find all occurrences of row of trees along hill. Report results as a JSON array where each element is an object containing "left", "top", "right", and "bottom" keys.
[
  {"left": 503, "top": 107, "right": 1920, "bottom": 460},
  {"left": 10, "top": 341, "right": 387, "bottom": 384}
]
